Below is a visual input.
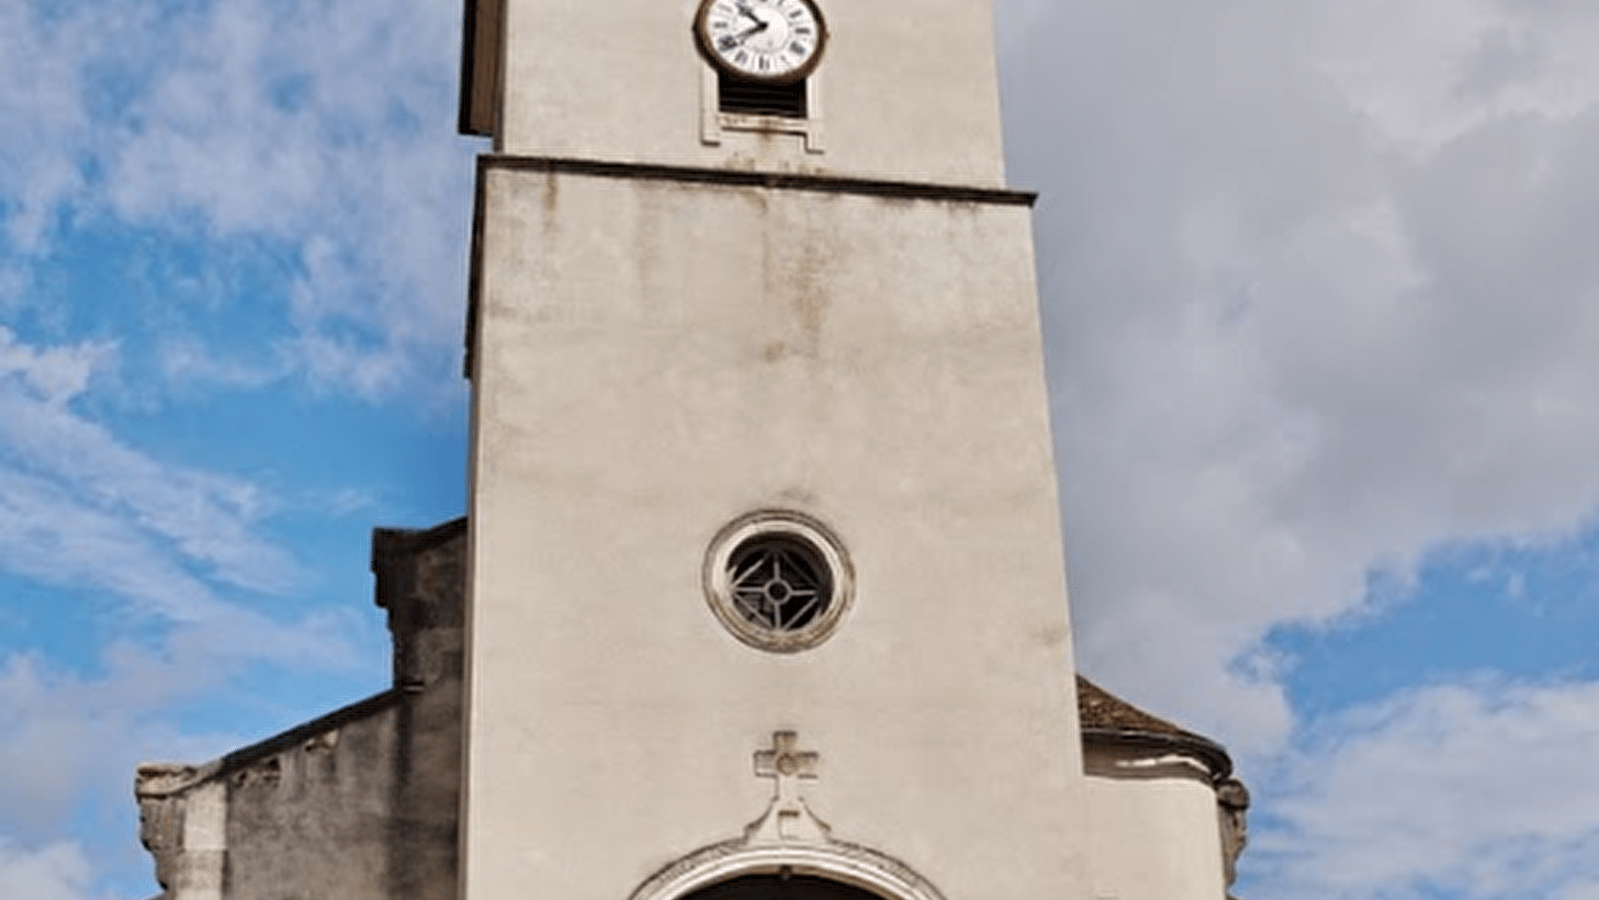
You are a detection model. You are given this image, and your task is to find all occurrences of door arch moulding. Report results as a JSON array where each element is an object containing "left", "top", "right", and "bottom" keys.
[{"left": 628, "top": 838, "right": 951, "bottom": 900}]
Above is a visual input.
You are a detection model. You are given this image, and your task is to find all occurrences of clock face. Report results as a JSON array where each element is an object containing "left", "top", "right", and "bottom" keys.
[{"left": 696, "top": 0, "right": 827, "bottom": 84}]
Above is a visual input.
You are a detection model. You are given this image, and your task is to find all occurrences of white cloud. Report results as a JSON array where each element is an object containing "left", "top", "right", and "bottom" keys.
[
  {"left": 0, "top": 839, "right": 99, "bottom": 900},
  {"left": 0, "top": 328, "right": 300, "bottom": 606},
  {"left": 1307, "top": 0, "right": 1599, "bottom": 157},
  {"left": 0, "top": 626, "right": 365, "bottom": 894},
  {"left": 1250, "top": 677, "right": 1599, "bottom": 900},
  {"left": 2, "top": 0, "right": 478, "bottom": 400},
  {"left": 157, "top": 335, "right": 284, "bottom": 391},
  {"left": 0, "top": 636, "right": 317, "bottom": 841},
  {"left": 0, "top": 327, "right": 111, "bottom": 406},
  {"left": 95, "top": 0, "right": 476, "bottom": 399},
  {"left": 0, "top": 324, "right": 369, "bottom": 870},
  {"left": 0, "top": 1, "right": 94, "bottom": 252},
  {"left": 997, "top": 0, "right": 1599, "bottom": 755}
]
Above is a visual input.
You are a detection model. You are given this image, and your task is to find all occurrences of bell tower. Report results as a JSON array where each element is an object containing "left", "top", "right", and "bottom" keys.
[{"left": 459, "top": 3, "right": 1090, "bottom": 900}]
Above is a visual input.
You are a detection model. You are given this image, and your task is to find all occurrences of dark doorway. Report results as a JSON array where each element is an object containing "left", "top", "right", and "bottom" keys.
[{"left": 682, "top": 875, "right": 886, "bottom": 900}]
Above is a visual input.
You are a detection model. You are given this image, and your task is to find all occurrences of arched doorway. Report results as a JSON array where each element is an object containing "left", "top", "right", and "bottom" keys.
[
  {"left": 683, "top": 875, "right": 888, "bottom": 900},
  {"left": 626, "top": 839, "right": 949, "bottom": 900}
]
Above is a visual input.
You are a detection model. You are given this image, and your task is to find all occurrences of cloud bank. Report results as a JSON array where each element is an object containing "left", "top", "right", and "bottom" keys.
[
  {"left": 996, "top": 0, "right": 1599, "bottom": 895},
  {"left": 999, "top": 0, "right": 1599, "bottom": 740},
  {"left": 0, "top": 839, "right": 98, "bottom": 900},
  {"left": 1257, "top": 678, "right": 1599, "bottom": 900}
]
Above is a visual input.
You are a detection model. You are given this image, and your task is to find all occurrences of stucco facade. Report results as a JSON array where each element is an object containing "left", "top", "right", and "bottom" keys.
[
  {"left": 135, "top": 523, "right": 1247, "bottom": 900},
  {"left": 468, "top": 0, "right": 1008, "bottom": 187},
  {"left": 461, "top": 1, "right": 1083, "bottom": 895},
  {"left": 463, "top": 157, "right": 1089, "bottom": 900},
  {"left": 1077, "top": 680, "right": 1250, "bottom": 900}
]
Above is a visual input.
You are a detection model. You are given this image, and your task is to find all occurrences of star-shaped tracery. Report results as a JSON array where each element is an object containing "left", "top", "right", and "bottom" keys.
[{"left": 728, "top": 537, "right": 831, "bottom": 631}]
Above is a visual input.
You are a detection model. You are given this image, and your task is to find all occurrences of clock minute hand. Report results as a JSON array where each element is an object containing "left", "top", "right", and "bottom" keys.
[{"left": 734, "top": 2, "right": 765, "bottom": 28}]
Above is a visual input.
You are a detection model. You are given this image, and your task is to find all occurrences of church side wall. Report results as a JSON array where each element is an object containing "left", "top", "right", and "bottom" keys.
[
  {"left": 221, "top": 704, "right": 405, "bottom": 900},
  {"left": 1083, "top": 745, "right": 1228, "bottom": 900},
  {"left": 217, "top": 678, "right": 460, "bottom": 900}
]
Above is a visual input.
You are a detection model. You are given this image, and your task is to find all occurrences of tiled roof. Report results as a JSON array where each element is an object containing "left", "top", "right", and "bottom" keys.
[{"left": 1076, "top": 675, "right": 1233, "bottom": 780}]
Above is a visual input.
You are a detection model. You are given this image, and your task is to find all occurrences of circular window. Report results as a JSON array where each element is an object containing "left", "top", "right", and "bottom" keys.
[{"left": 704, "top": 511, "right": 853, "bottom": 652}]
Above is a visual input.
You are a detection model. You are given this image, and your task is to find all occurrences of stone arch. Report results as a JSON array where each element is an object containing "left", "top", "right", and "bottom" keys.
[{"left": 628, "top": 841, "right": 950, "bottom": 900}]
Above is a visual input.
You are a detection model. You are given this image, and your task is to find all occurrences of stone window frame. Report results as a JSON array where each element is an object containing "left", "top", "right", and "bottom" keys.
[
  {"left": 703, "top": 509, "right": 853, "bottom": 653},
  {"left": 700, "top": 66, "right": 826, "bottom": 153}
]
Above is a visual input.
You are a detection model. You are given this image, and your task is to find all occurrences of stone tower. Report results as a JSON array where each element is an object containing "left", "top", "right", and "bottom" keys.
[
  {"left": 457, "top": 2, "right": 1087, "bottom": 900},
  {"left": 133, "top": 3, "right": 1249, "bottom": 899}
]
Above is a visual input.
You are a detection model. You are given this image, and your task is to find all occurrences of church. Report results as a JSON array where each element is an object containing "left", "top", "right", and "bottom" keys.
[{"left": 132, "top": 1, "right": 1250, "bottom": 899}]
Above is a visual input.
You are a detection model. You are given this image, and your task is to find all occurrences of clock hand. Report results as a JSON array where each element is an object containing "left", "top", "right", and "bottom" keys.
[
  {"left": 735, "top": 2, "right": 765, "bottom": 28},
  {"left": 719, "top": 20, "right": 766, "bottom": 51}
]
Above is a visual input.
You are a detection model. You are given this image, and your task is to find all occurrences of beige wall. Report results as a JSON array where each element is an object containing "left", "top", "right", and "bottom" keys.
[
  {"left": 463, "top": 165, "right": 1085, "bottom": 900},
  {"left": 494, "top": 0, "right": 1008, "bottom": 187},
  {"left": 1083, "top": 746, "right": 1229, "bottom": 900}
]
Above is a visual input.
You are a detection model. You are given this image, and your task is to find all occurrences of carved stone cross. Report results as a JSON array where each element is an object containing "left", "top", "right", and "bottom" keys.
[
  {"left": 747, "top": 731, "right": 829, "bottom": 844},
  {"left": 754, "top": 731, "right": 819, "bottom": 803}
]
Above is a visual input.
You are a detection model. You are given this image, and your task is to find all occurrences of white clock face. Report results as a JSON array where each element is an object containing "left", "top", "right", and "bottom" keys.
[{"left": 697, "top": 0, "right": 826, "bottom": 84}]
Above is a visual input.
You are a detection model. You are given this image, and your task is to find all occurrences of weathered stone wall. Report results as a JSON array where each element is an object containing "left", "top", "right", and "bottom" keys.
[
  {"left": 134, "top": 519, "right": 466, "bottom": 900},
  {"left": 221, "top": 696, "right": 407, "bottom": 899}
]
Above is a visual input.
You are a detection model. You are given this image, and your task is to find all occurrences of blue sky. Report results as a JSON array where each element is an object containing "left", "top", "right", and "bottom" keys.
[{"left": 4, "top": 1, "right": 1599, "bottom": 899}]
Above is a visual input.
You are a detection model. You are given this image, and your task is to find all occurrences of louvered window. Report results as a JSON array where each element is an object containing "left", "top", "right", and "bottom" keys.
[{"left": 719, "top": 72, "right": 808, "bottom": 118}]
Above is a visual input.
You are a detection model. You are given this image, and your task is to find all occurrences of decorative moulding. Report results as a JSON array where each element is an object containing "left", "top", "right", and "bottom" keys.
[{"left": 628, "top": 732, "right": 949, "bottom": 900}]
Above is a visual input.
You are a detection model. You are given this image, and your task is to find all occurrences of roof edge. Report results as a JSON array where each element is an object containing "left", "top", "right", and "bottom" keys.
[
  {"left": 135, "top": 689, "right": 405, "bottom": 798},
  {"left": 1080, "top": 726, "right": 1234, "bottom": 783},
  {"left": 1076, "top": 675, "right": 1235, "bottom": 782}
]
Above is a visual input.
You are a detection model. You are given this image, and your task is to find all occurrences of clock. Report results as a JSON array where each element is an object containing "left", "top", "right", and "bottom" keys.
[{"left": 695, "top": 0, "right": 828, "bottom": 84}]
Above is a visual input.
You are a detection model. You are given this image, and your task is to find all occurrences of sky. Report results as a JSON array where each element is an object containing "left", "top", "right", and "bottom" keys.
[{"left": 3, "top": 0, "right": 1599, "bottom": 898}]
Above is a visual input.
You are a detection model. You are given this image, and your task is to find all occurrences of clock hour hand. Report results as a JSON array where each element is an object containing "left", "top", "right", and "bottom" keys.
[
  {"left": 722, "top": 4, "right": 769, "bottom": 48},
  {"left": 719, "top": 20, "right": 766, "bottom": 51}
]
